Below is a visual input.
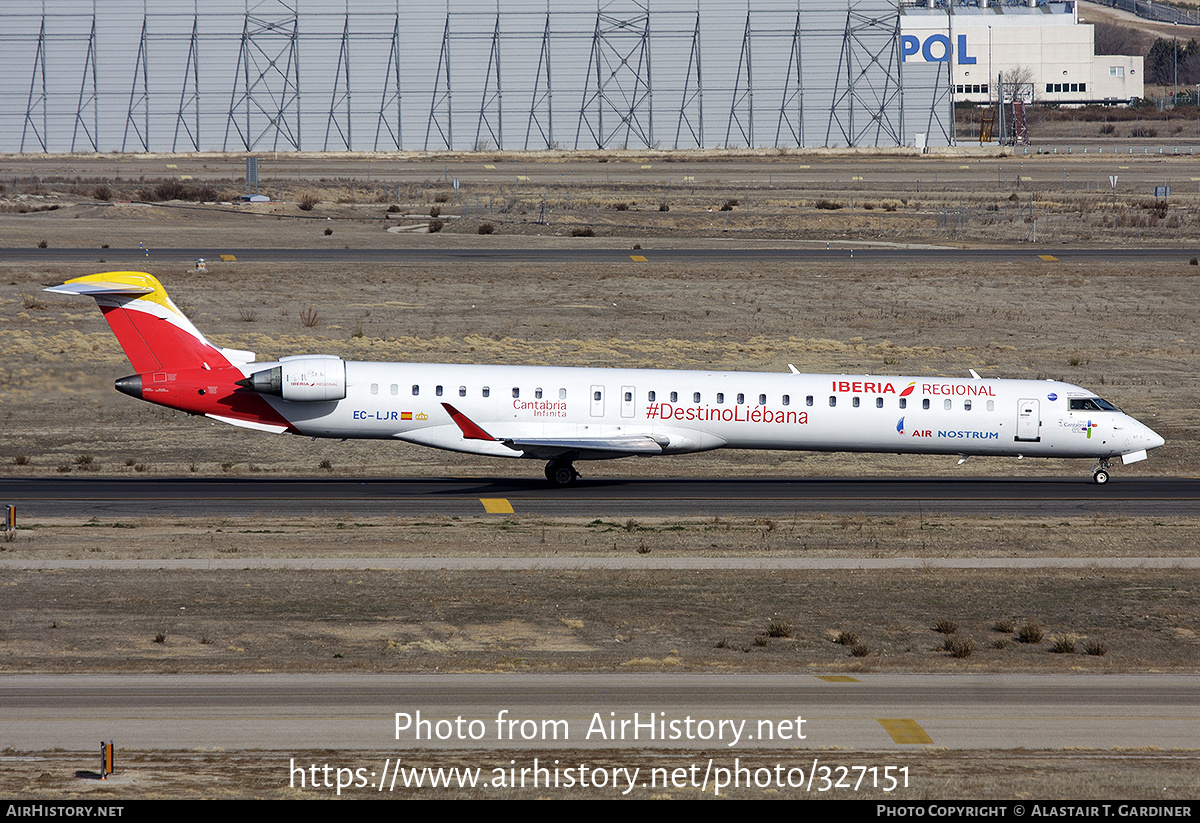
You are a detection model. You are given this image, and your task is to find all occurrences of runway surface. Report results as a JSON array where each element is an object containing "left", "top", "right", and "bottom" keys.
[
  {"left": 3, "top": 673, "right": 1195, "bottom": 752},
  {"left": 7, "top": 245, "right": 1200, "bottom": 265},
  {"left": 3, "top": 476, "right": 1196, "bottom": 519}
]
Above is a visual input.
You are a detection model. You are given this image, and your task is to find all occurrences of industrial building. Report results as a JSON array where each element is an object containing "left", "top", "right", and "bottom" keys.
[{"left": 900, "top": 0, "right": 1144, "bottom": 105}]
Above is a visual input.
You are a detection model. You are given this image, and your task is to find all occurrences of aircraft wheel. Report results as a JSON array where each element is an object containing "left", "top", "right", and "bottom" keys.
[
  {"left": 545, "top": 461, "right": 578, "bottom": 487},
  {"left": 1092, "top": 469, "right": 1109, "bottom": 485}
]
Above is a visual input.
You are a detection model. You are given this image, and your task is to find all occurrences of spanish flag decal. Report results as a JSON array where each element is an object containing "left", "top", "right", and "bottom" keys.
[{"left": 401, "top": 412, "right": 413, "bottom": 420}]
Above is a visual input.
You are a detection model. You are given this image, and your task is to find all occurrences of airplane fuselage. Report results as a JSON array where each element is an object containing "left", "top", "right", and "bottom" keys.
[
  {"left": 48, "top": 272, "right": 1166, "bottom": 485},
  {"left": 182, "top": 359, "right": 1161, "bottom": 463}
]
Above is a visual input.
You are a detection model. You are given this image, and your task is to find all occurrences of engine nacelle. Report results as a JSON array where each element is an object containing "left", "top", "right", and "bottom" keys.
[{"left": 238, "top": 355, "right": 347, "bottom": 402}]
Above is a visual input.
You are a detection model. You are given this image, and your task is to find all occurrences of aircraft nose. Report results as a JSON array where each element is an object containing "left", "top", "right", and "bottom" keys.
[
  {"left": 1145, "top": 426, "right": 1165, "bottom": 450},
  {"left": 1134, "top": 417, "right": 1165, "bottom": 450}
]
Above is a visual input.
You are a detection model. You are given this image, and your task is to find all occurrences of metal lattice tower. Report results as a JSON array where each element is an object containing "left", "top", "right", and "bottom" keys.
[
  {"left": 672, "top": 8, "right": 703, "bottom": 149},
  {"left": 725, "top": 11, "right": 753, "bottom": 147},
  {"left": 224, "top": 0, "right": 301, "bottom": 152},
  {"left": 122, "top": 14, "right": 150, "bottom": 152},
  {"left": 425, "top": 16, "right": 453, "bottom": 149},
  {"left": 576, "top": 0, "right": 654, "bottom": 150},
  {"left": 374, "top": 11, "right": 403, "bottom": 150},
  {"left": 173, "top": 11, "right": 201, "bottom": 152},
  {"left": 324, "top": 11, "right": 353, "bottom": 151},
  {"left": 72, "top": 14, "right": 99, "bottom": 152},
  {"left": 21, "top": 17, "right": 48, "bottom": 153},
  {"left": 917, "top": 33, "right": 954, "bottom": 148},
  {"left": 825, "top": 4, "right": 904, "bottom": 148},
  {"left": 775, "top": 8, "right": 804, "bottom": 148},
  {"left": 524, "top": 10, "right": 554, "bottom": 150},
  {"left": 474, "top": 13, "right": 504, "bottom": 151}
]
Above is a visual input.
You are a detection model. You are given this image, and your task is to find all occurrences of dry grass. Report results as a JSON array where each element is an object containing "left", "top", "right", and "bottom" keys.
[{"left": 3, "top": 562, "right": 1191, "bottom": 675}]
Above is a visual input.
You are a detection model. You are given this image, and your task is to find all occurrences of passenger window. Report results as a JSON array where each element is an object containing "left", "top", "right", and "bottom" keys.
[
  {"left": 783, "top": 394, "right": 790, "bottom": 406},
  {"left": 944, "top": 399, "right": 952, "bottom": 410},
  {"left": 624, "top": 391, "right": 632, "bottom": 402},
  {"left": 806, "top": 395, "right": 813, "bottom": 406},
  {"left": 371, "top": 383, "right": 379, "bottom": 395},
  {"left": 758, "top": 394, "right": 766, "bottom": 406},
  {"left": 559, "top": 388, "right": 567, "bottom": 400},
  {"left": 512, "top": 388, "right": 520, "bottom": 398},
  {"left": 899, "top": 398, "right": 907, "bottom": 409},
  {"left": 852, "top": 396, "right": 860, "bottom": 408},
  {"left": 390, "top": 384, "right": 398, "bottom": 396},
  {"left": 876, "top": 397, "right": 883, "bottom": 408},
  {"left": 459, "top": 386, "right": 466, "bottom": 397},
  {"left": 412, "top": 385, "right": 420, "bottom": 396},
  {"left": 693, "top": 392, "right": 701, "bottom": 403},
  {"left": 594, "top": 390, "right": 601, "bottom": 401},
  {"left": 716, "top": 393, "right": 724, "bottom": 404},
  {"left": 922, "top": 399, "right": 930, "bottom": 410},
  {"left": 829, "top": 396, "right": 836, "bottom": 407},
  {"left": 670, "top": 391, "right": 678, "bottom": 402},
  {"left": 964, "top": 400, "right": 972, "bottom": 411},
  {"left": 482, "top": 386, "right": 490, "bottom": 398},
  {"left": 737, "top": 393, "right": 745, "bottom": 405},
  {"left": 648, "top": 390, "right": 656, "bottom": 402},
  {"left": 436, "top": 385, "right": 443, "bottom": 397},
  {"left": 535, "top": 388, "right": 543, "bottom": 399},
  {"left": 986, "top": 400, "right": 994, "bottom": 411}
]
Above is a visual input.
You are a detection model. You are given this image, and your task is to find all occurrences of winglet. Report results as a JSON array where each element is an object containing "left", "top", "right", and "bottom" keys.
[{"left": 441, "top": 403, "right": 496, "bottom": 441}]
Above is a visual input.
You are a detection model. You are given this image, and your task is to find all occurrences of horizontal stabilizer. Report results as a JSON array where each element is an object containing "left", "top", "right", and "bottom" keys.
[{"left": 44, "top": 281, "right": 154, "bottom": 297}]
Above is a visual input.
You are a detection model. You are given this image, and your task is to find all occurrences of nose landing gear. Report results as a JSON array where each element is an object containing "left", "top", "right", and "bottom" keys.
[
  {"left": 1090, "top": 458, "right": 1113, "bottom": 485},
  {"left": 545, "top": 460, "right": 579, "bottom": 487}
]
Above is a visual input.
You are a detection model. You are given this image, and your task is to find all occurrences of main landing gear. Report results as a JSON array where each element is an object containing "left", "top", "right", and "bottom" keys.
[
  {"left": 545, "top": 460, "right": 580, "bottom": 487},
  {"left": 1090, "top": 458, "right": 1113, "bottom": 485}
]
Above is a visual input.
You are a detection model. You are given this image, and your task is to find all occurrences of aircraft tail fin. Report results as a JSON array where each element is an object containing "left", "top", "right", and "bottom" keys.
[{"left": 45, "top": 272, "right": 254, "bottom": 372}]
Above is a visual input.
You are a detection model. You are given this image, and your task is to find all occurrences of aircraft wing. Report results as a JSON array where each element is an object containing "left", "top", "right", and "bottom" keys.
[
  {"left": 499, "top": 435, "right": 665, "bottom": 456},
  {"left": 438, "top": 403, "right": 666, "bottom": 458}
]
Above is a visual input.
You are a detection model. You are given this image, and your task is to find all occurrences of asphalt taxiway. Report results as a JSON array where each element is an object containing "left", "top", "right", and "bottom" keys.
[
  {"left": 2, "top": 476, "right": 1195, "bottom": 519},
  {"left": 3, "top": 673, "right": 1196, "bottom": 751}
]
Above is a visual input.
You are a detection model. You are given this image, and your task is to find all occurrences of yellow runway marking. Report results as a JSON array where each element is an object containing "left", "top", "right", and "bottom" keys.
[
  {"left": 641, "top": 164, "right": 652, "bottom": 169},
  {"left": 630, "top": 255, "right": 648, "bottom": 262},
  {"left": 484, "top": 164, "right": 496, "bottom": 169},
  {"left": 817, "top": 675, "right": 860, "bottom": 683},
  {"left": 180, "top": 175, "right": 192, "bottom": 180},
  {"left": 166, "top": 164, "right": 177, "bottom": 169},
  {"left": 516, "top": 175, "right": 530, "bottom": 181},
  {"left": 1038, "top": 254, "right": 1058, "bottom": 261},
  {"left": 877, "top": 719, "right": 933, "bottom": 744},
  {"left": 219, "top": 254, "right": 237, "bottom": 262},
  {"left": 480, "top": 498, "right": 514, "bottom": 514},
  {"left": 959, "top": 165, "right": 970, "bottom": 169}
]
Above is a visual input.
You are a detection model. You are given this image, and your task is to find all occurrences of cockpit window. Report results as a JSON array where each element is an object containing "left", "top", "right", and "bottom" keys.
[{"left": 1070, "top": 397, "right": 1120, "bottom": 412}]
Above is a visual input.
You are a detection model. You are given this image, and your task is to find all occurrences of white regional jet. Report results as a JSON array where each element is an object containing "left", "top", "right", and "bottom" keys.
[{"left": 48, "top": 271, "right": 1165, "bottom": 486}]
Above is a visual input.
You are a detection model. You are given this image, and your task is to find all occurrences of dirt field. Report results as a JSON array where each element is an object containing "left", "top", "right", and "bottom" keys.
[{"left": 1, "top": 150, "right": 1197, "bottom": 799}]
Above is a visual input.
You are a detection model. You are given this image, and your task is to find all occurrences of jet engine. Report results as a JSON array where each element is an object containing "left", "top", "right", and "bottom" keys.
[{"left": 237, "top": 355, "right": 347, "bottom": 402}]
